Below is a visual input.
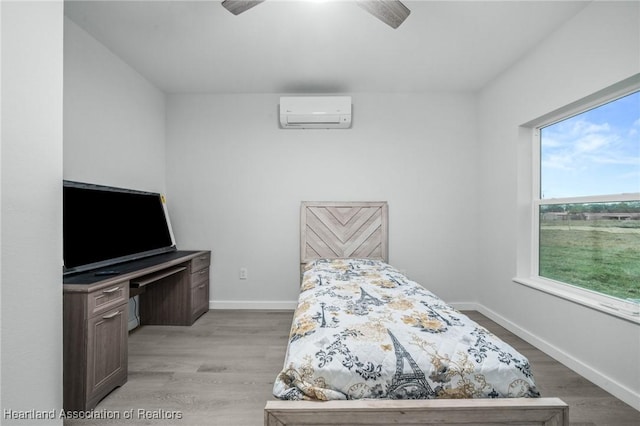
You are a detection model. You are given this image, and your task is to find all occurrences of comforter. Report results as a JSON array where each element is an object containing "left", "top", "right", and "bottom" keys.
[{"left": 273, "top": 258, "right": 540, "bottom": 401}]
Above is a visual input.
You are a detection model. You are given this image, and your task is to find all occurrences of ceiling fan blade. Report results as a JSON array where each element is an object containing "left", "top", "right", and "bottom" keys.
[
  {"left": 356, "top": 0, "right": 411, "bottom": 29},
  {"left": 221, "top": 0, "right": 266, "bottom": 16}
]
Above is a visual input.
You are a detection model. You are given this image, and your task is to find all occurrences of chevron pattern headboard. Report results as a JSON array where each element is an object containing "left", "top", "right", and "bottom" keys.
[{"left": 300, "top": 201, "right": 388, "bottom": 266}]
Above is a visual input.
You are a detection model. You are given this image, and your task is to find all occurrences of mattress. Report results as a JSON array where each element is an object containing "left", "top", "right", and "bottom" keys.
[{"left": 273, "top": 258, "right": 540, "bottom": 401}]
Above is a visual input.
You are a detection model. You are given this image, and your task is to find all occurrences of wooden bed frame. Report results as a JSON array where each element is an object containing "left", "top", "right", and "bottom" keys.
[{"left": 265, "top": 201, "right": 569, "bottom": 426}]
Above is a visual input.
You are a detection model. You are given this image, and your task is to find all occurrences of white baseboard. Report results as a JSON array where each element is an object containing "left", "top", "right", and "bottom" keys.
[
  {"left": 468, "top": 302, "right": 640, "bottom": 412},
  {"left": 449, "top": 302, "right": 478, "bottom": 311},
  {"left": 210, "top": 300, "right": 297, "bottom": 310}
]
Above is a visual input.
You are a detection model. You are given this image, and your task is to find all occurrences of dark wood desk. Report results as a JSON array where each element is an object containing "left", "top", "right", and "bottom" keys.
[{"left": 62, "top": 250, "right": 210, "bottom": 411}]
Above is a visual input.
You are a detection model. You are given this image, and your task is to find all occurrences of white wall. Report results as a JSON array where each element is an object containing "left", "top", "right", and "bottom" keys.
[
  {"left": 63, "top": 18, "right": 166, "bottom": 193},
  {"left": 1, "top": 1, "right": 64, "bottom": 424},
  {"left": 166, "top": 93, "right": 480, "bottom": 307},
  {"left": 63, "top": 19, "right": 168, "bottom": 331},
  {"left": 477, "top": 1, "right": 639, "bottom": 410},
  {"left": 1, "top": 0, "right": 3, "bottom": 410}
]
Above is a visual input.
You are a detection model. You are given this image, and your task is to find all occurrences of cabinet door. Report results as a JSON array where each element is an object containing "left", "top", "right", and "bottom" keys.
[{"left": 86, "top": 305, "right": 128, "bottom": 403}]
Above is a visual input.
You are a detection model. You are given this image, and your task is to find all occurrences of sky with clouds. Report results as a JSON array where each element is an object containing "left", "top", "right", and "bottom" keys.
[{"left": 541, "top": 90, "right": 640, "bottom": 199}]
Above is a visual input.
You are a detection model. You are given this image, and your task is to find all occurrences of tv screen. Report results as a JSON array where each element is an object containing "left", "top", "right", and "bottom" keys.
[{"left": 63, "top": 180, "right": 176, "bottom": 275}]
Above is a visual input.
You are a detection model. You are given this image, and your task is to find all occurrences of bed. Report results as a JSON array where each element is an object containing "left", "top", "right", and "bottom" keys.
[{"left": 264, "top": 201, "right": 568, "bottom": 426}]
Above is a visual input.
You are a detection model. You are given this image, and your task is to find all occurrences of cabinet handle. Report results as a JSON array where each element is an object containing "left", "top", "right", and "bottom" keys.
[
  {"left": 102, "top": 287, "right": 120, "bottom": 294},
  {"left": 102, "top": 311, "right": 120, "bottom": 320},
  {"left": 199, "top": 270, "right": 207, "bottom": 275},
  {"left": 198, "top": 284, "right": 206, "bottom": 289}
]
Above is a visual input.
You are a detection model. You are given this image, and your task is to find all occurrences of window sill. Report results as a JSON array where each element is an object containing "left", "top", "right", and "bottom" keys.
[{"left": 513, "top": 276, "right": 640, "bottom": 325}]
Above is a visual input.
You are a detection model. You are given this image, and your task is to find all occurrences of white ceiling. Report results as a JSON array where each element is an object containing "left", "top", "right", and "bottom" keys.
[{"left": 64, "top": 0, "right": 590, "bottom": 94}]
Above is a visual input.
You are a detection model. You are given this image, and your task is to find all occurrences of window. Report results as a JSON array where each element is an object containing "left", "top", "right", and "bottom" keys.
[{"left": 533, "top": 89, "right": 640, "bottom": 316}]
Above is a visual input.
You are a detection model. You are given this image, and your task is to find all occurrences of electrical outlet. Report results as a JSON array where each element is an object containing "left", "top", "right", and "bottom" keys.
[{"left": 239, "top": 267, "right": 248, "bottom": 280}]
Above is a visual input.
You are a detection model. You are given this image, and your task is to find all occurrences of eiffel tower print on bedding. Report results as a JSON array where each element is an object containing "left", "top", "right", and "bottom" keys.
[{"left": 273, "top": 258, "right": 540, "bottom": 401}]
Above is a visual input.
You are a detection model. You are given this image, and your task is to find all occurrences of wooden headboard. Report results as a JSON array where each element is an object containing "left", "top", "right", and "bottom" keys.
[{"left": 300, "top": 201, "right": 388, "bottom": 266}]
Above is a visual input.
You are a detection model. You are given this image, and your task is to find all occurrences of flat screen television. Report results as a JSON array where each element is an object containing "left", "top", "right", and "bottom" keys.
[{"left": 63, "top": 180, "right": 176, "bottom": 276}]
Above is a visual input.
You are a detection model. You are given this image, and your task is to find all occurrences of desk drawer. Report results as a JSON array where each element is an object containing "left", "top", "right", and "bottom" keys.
[
  {"left": 88, "top": 282, "right": 129, "bottom": 318},
  {"left": 190, "top": 252, "right": 210, "bottom": 273},
  {"left": 191, "top": 267, "right": 209, "bottom": 288}
]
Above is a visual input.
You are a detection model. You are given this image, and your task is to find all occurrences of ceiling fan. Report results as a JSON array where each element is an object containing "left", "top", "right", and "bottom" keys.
[{"left": 221, "top": 0, "right": 411, "bottom": 29}]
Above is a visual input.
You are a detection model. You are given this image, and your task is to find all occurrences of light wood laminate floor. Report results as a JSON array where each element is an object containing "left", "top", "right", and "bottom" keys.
[{"left": 64, "top": 310, "right": 639, "bottom": 426}]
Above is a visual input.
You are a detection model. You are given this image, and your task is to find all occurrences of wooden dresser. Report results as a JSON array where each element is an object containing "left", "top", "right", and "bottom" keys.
[{"left": 62, "top": 250, "right": 210, "bottom": 411}]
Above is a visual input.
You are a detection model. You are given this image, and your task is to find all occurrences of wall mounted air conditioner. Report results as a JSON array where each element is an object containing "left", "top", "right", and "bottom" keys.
[{"left": 279, "top": 96, "right": 352, "bottom": 129}]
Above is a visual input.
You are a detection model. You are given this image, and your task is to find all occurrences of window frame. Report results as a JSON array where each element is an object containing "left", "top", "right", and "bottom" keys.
[{"left": 515, "top": 75, "right": 640, "bottom": 324}]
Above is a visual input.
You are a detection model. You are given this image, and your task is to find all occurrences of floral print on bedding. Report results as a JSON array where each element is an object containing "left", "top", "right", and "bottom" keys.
[{"left": 273, "top": 258, "right": 540, "bottom": 401}]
